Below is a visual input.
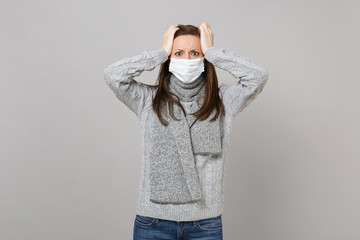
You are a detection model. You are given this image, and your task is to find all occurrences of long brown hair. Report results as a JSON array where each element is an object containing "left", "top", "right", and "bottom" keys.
[{"left": 144, "top": 24, "right": 226, "bottom": 126}]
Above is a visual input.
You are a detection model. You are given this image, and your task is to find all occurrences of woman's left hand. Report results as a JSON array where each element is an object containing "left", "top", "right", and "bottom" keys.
[{"left": 198, "top": 22, "right": 214, "bottom": 54}]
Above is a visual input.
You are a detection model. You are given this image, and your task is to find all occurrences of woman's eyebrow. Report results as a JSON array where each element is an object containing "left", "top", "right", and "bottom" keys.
[{"left": 174, "top": 49, "right": 200, "bottom": 51}]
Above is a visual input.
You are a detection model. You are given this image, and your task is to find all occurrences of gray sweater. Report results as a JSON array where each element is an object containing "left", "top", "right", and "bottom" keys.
[{"left": 104, "top": 46, "right": 268, "bottom": 221}]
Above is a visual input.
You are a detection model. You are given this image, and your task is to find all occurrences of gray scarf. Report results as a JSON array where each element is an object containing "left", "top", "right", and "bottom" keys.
[{"left": 149, "top": 72, "right": 222, "bottom": 205}]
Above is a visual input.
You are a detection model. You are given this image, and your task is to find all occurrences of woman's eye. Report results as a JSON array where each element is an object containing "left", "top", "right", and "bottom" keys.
[{"left": 174, "top": 51, "right": 199, "bottom": 56}]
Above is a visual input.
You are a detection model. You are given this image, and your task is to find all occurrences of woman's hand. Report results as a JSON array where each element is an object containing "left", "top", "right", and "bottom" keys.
[
  {"left": 162, "top": 24, "right": 179, "bottom": 56},
  {"left": 198, "top": 22, "right": 214, "bottom": 54}
]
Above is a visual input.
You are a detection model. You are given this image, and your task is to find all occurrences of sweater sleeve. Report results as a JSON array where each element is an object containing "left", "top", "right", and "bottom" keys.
[
  {"left": 204, "top": 46, "right": 269, "bottom": 118},
  {"left": 103, "top": 48, "right": 169, "bottom": 117}
]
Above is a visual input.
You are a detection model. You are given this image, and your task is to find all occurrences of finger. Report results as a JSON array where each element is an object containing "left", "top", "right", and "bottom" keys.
[{"left": 169, "top": 24, "right": 177, "bottom": 30}]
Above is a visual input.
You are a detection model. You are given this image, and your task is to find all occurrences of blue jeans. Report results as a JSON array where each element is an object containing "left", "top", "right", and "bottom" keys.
[{"left": 133, "top": 214, "right": 223, "bottom": 240}]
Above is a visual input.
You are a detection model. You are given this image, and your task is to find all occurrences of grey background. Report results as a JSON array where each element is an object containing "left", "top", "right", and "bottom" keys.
[{"left": 1, "top": 0, "right": 359, "bottom": 239}]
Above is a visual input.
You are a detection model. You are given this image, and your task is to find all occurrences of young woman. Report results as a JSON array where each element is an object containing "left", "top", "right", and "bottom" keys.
[{"left": 104, "top": 22, "right": 268, "bottom": 240}]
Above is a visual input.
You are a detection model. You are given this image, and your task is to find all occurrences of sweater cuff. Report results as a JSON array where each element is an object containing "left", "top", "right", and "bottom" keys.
[
  {"left": 156, "top": 48, "right": 169, "bottom": 63},
  {"left": 204, "top": 46, "right": 221, "bottom": 64}
]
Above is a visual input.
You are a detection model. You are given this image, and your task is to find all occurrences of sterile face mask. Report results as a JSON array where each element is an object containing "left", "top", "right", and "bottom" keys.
[{"left": 169, "top": 57, "right": 205, "bottom": 84}]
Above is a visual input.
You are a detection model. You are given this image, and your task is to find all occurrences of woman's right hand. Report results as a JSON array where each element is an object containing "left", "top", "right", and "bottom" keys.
[{"left": 162, "top": 24, "right": 179, "bottom": 56}]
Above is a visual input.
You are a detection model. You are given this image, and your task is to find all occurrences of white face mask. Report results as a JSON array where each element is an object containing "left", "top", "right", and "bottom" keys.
[{"left": 169, "top": 57, "right": 205, "bottom": 84}]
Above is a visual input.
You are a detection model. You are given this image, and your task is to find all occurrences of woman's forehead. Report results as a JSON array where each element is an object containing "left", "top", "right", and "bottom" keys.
[{"left": 173, "top": 35, "right": 201, "bottom": 49}]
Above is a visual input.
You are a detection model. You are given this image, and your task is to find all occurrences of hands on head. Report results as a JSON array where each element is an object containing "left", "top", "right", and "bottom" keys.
[{"left": 161, "top": 22, "right": 214, "bottom": 57}]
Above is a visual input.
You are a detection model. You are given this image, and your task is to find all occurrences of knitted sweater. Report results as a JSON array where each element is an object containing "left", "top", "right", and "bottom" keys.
[{"left": 103, "top": 46, "right": 269, "bottom": 221}]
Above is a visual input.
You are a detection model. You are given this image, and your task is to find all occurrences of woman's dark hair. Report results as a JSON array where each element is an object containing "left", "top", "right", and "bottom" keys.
[{"left": 144, "top": 24, "right": 226, "bottom": 126}]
